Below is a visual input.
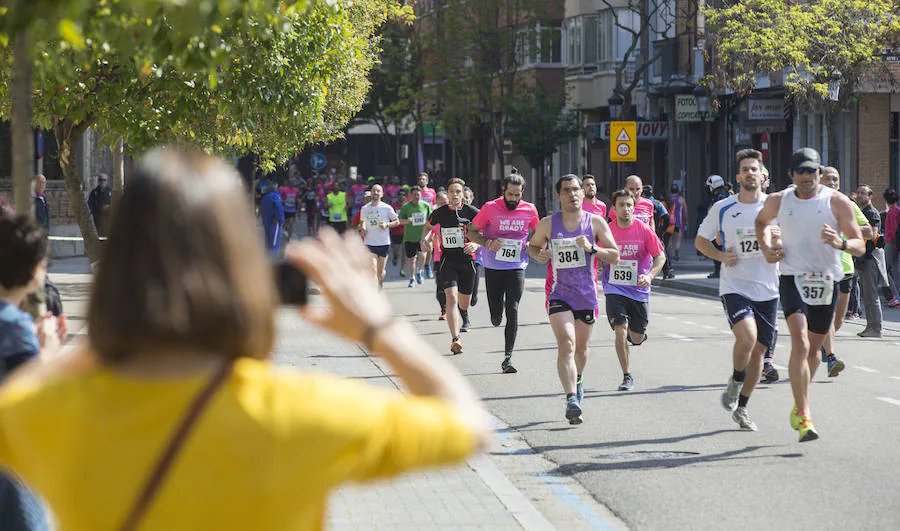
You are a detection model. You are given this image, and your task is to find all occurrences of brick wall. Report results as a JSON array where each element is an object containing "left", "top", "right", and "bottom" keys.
[
  {"left": 0, "top": 179, "right": 78, "bottom": 226},
  {"left": 857, "top": 93, "right": 891, "bottom": 210}
]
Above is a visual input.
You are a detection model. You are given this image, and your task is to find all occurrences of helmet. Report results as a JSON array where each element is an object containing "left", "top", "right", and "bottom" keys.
[{"left": 706, "top": 175, "right": 724, "bottom": 190}]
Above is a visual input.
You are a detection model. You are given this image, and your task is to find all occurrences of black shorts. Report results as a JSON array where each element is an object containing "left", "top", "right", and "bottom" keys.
[
  {"left": 367, "top": 245, "right": 390, "bottom": 258},
  {"left": 404, "top": 241, "right": 422, "bottom": 259},
  {"left": 284, "top": 211, "right": 296, "bottom": 220},
  {"left": 330, "top": 221, "right": 347, "bottom": 234},
  {"left": 548, "top": 299, "right": 596, "bottom": 325},
  {"left": 390, "top": 233, "right": 403, "bottom": 245},
  {"left": 779, "top": 275, "right": 839, "bottom": 335},
  {"left": 605, "top": 294, "right": 649, "bottom": 335},
  {"left": 839, "top": 273, "right": 855, "bottom": 294},
  {"left": 439, "top": 258, "right": 477, "bottom": 295},
  {"left": 720, "top": 293, "right": 778, "bottom": 350}
]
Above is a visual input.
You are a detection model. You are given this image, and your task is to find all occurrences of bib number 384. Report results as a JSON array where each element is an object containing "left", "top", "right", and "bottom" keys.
[
  {"left": 552, "top": 238, "right": 586, "bottom": 269},
  {"left": 794, "top": 273, "right": 834, "bottom": 306}
]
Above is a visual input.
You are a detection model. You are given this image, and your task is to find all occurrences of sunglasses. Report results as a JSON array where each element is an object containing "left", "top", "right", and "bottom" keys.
[{"left": 792, "top": 167, "right": 819, "bottom": 175}]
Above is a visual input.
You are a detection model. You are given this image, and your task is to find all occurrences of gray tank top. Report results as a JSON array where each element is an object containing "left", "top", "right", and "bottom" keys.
[{"left": 777, "top": 185, "right": 842, "bottom": 278}]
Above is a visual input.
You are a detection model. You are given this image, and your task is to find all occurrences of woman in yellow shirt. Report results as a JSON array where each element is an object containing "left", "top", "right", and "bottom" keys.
[{"left": 0, "top": 148, "right": 491, "bottom": 530}]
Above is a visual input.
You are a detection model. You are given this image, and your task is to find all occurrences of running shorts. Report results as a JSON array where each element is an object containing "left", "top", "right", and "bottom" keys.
[
  {"left": 439, "top": 258, "right": 477, "bottom": 295},
  {"left": 605, "top": 294, "right": 649, "bottom": 335},
  {"left": 548, "top": 299, "right": 596, "bottom": 325},
  {"left": 779, "top": 275, "right": 838, "bottom": 335},
  {"left": 839, "top": 273, "right": 855, "bottom": 294},
  {"left": 720, "top": 293, "right": 778, "bottom": 350},
  {"left": 367, "top": 244, "right": 390, "bottom": 258},
  {"left": 404, "top": 241, "right": 422, "bottom": 259},
  {"left": 390, "top": 233, "right": 403, "bottom": 245}
]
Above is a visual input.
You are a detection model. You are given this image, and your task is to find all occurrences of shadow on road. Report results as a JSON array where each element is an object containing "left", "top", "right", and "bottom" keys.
[{"left": 550, "top": 445, "right": 801, "bottom": 473}]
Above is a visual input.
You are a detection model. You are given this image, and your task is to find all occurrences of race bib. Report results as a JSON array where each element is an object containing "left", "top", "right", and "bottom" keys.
[
  {"left": 609, "top": 260, "right": 638, "bottom": 286},
  {"left": 330, "top": 212, "right": 343, "bottom": 222},
  {"left": 552, "top": 238, "right": 586, "bottom": 269},
  {"left": 496, "top": 238, "right": 522, "bottom": 263},
  {"left": 411, "top": 212, "right": 427, "bottom": 226},
  {"left": 441, "top": 227, "right": 464, "bottom": 248},
  {"left": 736, "top": 228, "right": 761, "bottom": 259},
  {"left": 285, "top": 196, "right": 297, "bottom": 208},
  {"left": 794, "top": 273, "right": 834, "bottom": 306},
  {"left": 367, "top": 214, "right": 381, "bottom": 228}
]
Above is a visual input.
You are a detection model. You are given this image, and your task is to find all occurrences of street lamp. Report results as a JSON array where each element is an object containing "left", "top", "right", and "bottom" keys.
[
  {"left": 608, "top": 94, "right": 624, "bottom": 121},
  {"left": 827, "top": 70, "right": 843, "bottom": 101}
]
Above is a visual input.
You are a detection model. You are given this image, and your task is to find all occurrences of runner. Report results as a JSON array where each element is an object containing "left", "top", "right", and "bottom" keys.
[
  {"left": 609, "top": 175, "right": 655, "bottom": 226},
  {"left": 280, "top": 177, "right": 300, "bottom": 241},
  {"left": 398, "top": 186, "right": 432, "bottom": 288},
  {"left": 819, "top": 167, "right": 868, "bottom": 375},
  {"left": 326, "top": 181, "right": 349, "bottom": 234},
  {"left": 668, "top": 184, "right": 688, "bottom": 261},
  {"left": 468, "top": 173, "right": 540, "bottom": 374},
  {"left": 303, "top": 181, "right": 319, "bottom": 236},
  {"left": 755, "top": 147, "right": 865, "bottom": 442},
  {"left": 695, "top": 149, "right": 779, "bottom": 431},
  {"left": 602, "top": 189, "right": 666, "bottom": 393},
  {"left": 581, "top": 174, "right": 607, "bottom": 218},
  {"left": 349, "top": 178, "right": 369, "bottom": 220},
  {"left": 418, "top": 172, "right": 438, "bottom": 278},
  {"left": 390, "top": 188, "right": 407, "bottom": 273},
  {"left": 528, "top": 175, "right": 619, "bottom": 424},
  {"left": 421, "top": 179, "right": 480, "bottom": 354},
  {"left": 463, "top": 186, "right": 483, "bottom": 308},
  {"left": 359, "top": 184, "right": 399, "bottom": 288},
  {"left": 430, "top": 192, "right": 449, "bottom": 319}
]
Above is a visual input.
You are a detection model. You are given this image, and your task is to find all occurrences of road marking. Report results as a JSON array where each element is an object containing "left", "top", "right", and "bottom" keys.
[
  {"left": 683, "top": 320, "right": 696, "bottom": 325},
  {"left": 876, "top": 397, "right": 900, "bottom": 407},
  {"left": 773, "top": 363, "right": 788, "bottom": 371},
  {"left": 664, "top": 333, "right": 694, "bottom": 342},
  {"left": 701, "top": 325, "right": 716, "bottom": 330},
  {"left": 469, "top": 455, "right": 556, "bottom": 531},
  {"left": 662, "top": 316, "right": 676, "bottom": 320},
  {"left": 719, "top": 330, "right": 732, "bottom": 335},
  {"left": 891, "top": 376, "right": 900, "bottom": 382},
  {"left": 855, "top": 366, "right": 879, "bottom": 373},
  {"left": 538, "top": 475, "right": 617, "bottom": 531}
]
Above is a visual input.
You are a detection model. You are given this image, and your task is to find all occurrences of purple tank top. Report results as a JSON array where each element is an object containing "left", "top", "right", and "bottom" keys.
[
  {"left": 672, "top": 194, "right": 684, "bottom": 228},
  {"left": 545, "top": 211, "right": 599, "bottom": 311}
]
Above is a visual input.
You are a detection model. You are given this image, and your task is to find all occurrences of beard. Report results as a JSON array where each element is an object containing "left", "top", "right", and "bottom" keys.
[{"left": 504, "top": 199, "right": 520, "bottom": 210}]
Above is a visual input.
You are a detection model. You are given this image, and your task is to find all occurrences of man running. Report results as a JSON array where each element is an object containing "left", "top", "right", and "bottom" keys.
[
  {"left": 398, "top": 186, "right": 432, "bottom": 287},
  {"left": 421, "top": 179, "right": 480, "bottom": 354},
  {"left": 528, "top": 175, "right": 619, "bottom": 424},
  {"left": 390, "top": 188, "right": 407, "bottom": 273},
  {"left": 463, "top": 186, "right": 483, "bottom": 309},
  {"left": 418, "top": 172, "right": 438, "bottom": 278},
  {"left": 581, "top": 174, "right": 607, "bottom": 218},
  {"left": 609, "top": 175, "right": 655, "bottom": 226},
  {"left": 755, "top": 147, "right": 865, "bottom": 442},
  {"left": 695, "top": 149, "right": 779, "bottom": 431},
  {"left": 359, "top": 184, "right": 399, "bottom": 288},
  {"left": 280, "top": 177, "right": 300, "bottom": 241},
  {"left": 468, "top": 173, "right": 540, "bottom": 374},
  {"left": 326, "top": 181, "right": 349, "bottom": 234},
  {"left": 303, "top": 181, "right": 319, "bottom": 235},
  {"left": 603, "top": 189, "right": 666, "bottom": 392}
]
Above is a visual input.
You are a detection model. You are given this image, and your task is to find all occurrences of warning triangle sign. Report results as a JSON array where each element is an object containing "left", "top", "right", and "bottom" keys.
[{"left": 616, "top": 128, "right": 631, "bottom": 142}]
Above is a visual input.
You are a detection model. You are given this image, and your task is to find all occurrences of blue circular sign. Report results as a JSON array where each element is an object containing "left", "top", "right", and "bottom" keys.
[{"left": 310, "top": 153, "right": 327, "bottom": 170}]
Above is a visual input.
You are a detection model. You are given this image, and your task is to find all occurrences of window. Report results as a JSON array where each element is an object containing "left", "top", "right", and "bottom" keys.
[
  {"left": 891, "top": 112, "right": 899, "bottom": 191},
  {"left": 583, "top": 17, "right": 598, "bottom": 66},
  {"left": 517, "top": 24, "right": 563, "bottom": 67},
  {"left": 540, "top": 26, "right": 562, "bottom": 64},
  {"left": 567, "top": 18, "right": 582, "bottom": 66}
]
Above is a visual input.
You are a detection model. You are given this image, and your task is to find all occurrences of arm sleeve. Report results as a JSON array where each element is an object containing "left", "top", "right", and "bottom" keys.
[
  {"left": 696, "top": 202, "right": 720, "bottom": 241},
  {"left": 470, "top": 206, "right": 489, "bottom": 229},
  {"left": 398, "top": 204, "right": 409, "bottom": 220},
  {"left": 427, "top": 210, "right": 439, "bottom": 226},
  {"left": 530, "top": 206, "right": 541, "bottom": 230}
]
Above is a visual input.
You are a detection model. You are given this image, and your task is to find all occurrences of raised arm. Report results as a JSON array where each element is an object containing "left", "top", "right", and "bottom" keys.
[
  {"left": 527, "top": 217, "right": 552, "bottom": 264},
  {"left": 591, "top": 215, "right": 620, "bottom": 265},
  {"left": 755, "top": 193, "right": 784, "bottom": 263}
]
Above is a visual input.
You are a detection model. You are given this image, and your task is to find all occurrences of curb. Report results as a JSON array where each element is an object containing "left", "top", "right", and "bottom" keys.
[{"left": 651, "top": 277, "right": 719, "bottom": 297}]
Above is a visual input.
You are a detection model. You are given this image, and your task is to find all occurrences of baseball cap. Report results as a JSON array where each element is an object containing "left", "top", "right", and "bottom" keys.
[
  {"left": 706, "top": 175, "right": 724, "bottom": 189},
  {"left": 791, "top": 147, "right": 821, "bottom": 170}
]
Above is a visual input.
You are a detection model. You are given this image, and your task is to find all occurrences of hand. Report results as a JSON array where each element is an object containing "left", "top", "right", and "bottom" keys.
[
  {"left": 35, "top": 313, "right": 61, "bottom": 354},
  {"left": 287, "top": 228, "right": 392, "bottom": 344},
  {"left": 488, "top": 239, "right": 502, "bottom": 252},
  {"left": 379, "top": 221, "right": 388, "bottom": 230},
  {"left": 534, "top": 247, "right": 551, "bottom": 264},
  {"left": 420, "top": 239, "right": 433, "bottom": 252},
  {"left": 56, "top": 314, "right": 68, "bottom": 344},
  {"left": 719, "top": 247, "right": 739, "bottom": 267},
  {"left": 463, "top": 242, "right": 478, "bottom": 254},
  {"left": 637, "top": 274, "right": 652, "bottom": 288},
  {"left": 821, "top": 224, "right": 843, "bottom": 249},
  {"left": 575, "top": 235, "right": 593, "bottom": 252},
  {"left": 761, "top": 240, "right": 784, "bottom": 263}
]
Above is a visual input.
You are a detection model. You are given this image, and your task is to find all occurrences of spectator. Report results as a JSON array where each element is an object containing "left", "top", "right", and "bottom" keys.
[
  {"left": 704, "top": 175, "right": 729, "bottom": 279},
  {"left": 260, "top": 180, "right": 285, "bottom": 256},
  {"left": 87, "top": 173, "right": 112, "bottom": 237},
  {"left": 32, "top": 175, "right": 49, "bottom": 232},
  {"left": 0, "top": 148, "right": 490, "bottom": 530},
  {"left": 854, "top": 184, "right": 890, "bottom": 336},
  {"left": 882, "top": 188, "right": 900, "bottom": 305}
]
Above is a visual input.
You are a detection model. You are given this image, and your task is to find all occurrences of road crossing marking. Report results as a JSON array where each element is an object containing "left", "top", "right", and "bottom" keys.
[
  {"left": 855, "top": 366, "right": 879, "bottom": 373},
  {"left": 664, "top": 333, "right": 694, "bottom": 342},
  {"left": 876, "top": 397, "right": 900, "bottom": 408}
]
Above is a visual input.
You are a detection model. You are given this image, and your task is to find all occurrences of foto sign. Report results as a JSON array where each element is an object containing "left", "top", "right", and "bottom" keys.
[
  {"left": 609, "top": 121, "right": 636, "bottom": 163},
  {"left": 675, "top": 95, "right": 700, "bottom": 122}
]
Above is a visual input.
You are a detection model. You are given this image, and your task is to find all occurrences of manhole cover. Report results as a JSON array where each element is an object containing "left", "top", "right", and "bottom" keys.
[{"left": 598, "top": 451, "right": 700, "bottom": 460}]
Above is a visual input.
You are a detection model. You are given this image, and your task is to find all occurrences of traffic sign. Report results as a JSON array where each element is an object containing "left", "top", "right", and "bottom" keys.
[
  {"left": 610, "top": 121, "right": 636, "bottom": 162},
  {"left": 310, "top": 152, "right": 327, "bottom": 170}
]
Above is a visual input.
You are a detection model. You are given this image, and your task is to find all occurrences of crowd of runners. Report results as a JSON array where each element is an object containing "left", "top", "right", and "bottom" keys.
[{"left": 263, "top": 147, "right": 897, "bottom": 441}]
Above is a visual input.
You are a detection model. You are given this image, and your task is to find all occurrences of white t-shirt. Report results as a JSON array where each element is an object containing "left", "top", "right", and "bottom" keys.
[
  {"left": 697, "top": 194, "right": 779, "bottom": 302},
  {"left": 360, "top": 202, "right": 397, "bottom": 247}
]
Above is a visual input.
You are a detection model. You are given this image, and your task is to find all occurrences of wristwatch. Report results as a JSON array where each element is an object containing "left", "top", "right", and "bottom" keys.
[
  {"left": 841, "top": 239, "right": 848, "bottom": 251},
  {"left": 588, "top": 244, "right": 600, "bottom": 255}
]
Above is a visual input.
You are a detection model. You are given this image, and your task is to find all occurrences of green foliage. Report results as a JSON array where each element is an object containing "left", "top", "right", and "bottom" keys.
[
  {"left": 504, "top": 84, "right": 577, "bottom": 168},
  {"left": 705, "top": 0, "right": 900, "bottom": 103}
]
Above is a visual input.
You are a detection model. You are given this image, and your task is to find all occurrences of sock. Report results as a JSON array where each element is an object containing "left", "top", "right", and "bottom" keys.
[
  {"left": 452, "top": 336, "right": 459, "bottom": 342},
  {"left": 623, "top": 372, "right": 632, "bottom": 378},
  {"left": 827, "top": 353, "right": 837, "bottom": 362},
  {"left": 738, "top": 394, "right": 750, "bottom": 408},
  {"left": 733, "top": 369, "right": 746, "bottom": 382},
  {"left": 566, "top": 393, "right": 576, "bottom": 402},
  {"left": 504, "top": 352, "right": 512, "bottom": 360},
  {"left": 764, "top": 356, "right": 773, "bottom": 366},
  {"left": 459, "top": 308, "right": 469, "bottom": 322},
  {"left": 577, "top": 374, "right": 583, "bottom": 385}
]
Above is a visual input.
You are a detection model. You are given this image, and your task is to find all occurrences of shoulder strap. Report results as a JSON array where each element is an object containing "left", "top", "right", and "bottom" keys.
[{"left": 119, "top": 359, "right": 234, "bottom": 531}]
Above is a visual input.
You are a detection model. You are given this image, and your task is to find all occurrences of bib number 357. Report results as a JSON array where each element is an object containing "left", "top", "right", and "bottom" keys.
[{"left": 794, "top": 272, "right": 834, "bottom": 306}]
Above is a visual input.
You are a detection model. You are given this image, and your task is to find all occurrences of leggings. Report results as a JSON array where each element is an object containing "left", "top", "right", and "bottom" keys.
[
  {"left": 435, "top": 262, "right": 446, "bottom": 313},
  {"left": 484, "top": 268, "right": 526, "bottom": 354},
  {"left": 471, "top": 262, "right": 483, "bottom": 306}
]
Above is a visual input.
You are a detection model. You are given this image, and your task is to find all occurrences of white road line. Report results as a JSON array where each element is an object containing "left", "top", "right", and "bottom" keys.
[
  {"left": 664, "top": 333, "right": 695, "bottom": 342},
  {"left": 662, "top": 316, "right": 676, "bottom": 320},
  {"left": 876, "top": 397, "right": 900, "bottom": 408},
  {"left": 891, "top": 376, "right": 900, "bottom": 382},
  {"left": 683, "top": 321, "right": 696, "bottom": 325},
  {"left": 719, "top": 330, "right": 732, "bottom": 335},
  {"left": 773, "top": 363, "right": 788, "bottom": 371},
  {"left": 651, "top": 312, "right": 664, "bottom": 317},
  {"left": 701, "top": 325, "right": 716, "bottom": 330},
  {"left": 855, "top": 366, "right": 879, "bottom": 373}
]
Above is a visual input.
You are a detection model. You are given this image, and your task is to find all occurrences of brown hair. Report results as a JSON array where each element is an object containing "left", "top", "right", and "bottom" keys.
[
  {"left": 736, "top": 149, "right": 763, "bottom": 166},
  {"left": 89, "top": 148, "right": 276, "bottom": 364},
  {"left": 447, "top": 177, "right": 466, "bottom": 188},
  {"left": 611, "top": 189, "right": 635, "bottom": 206}
]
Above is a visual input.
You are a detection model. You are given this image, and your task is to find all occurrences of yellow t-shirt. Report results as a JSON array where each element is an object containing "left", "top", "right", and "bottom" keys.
[
  {"left": 326, "top": 192, "right": 348, "bottom": 222},
  {"left": 0, "top": 358, "right": 475, "bottom": 530}
]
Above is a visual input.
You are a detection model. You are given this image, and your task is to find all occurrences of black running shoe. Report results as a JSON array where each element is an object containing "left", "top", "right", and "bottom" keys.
[
  {"left": 760, "top": 364, "right": 779, "bottom": 384},
  {"left": 501, "top": 355, "right": 517, "bottom": 374},
  {"left": 460, "top": 319, "right": 470, "bottom": 333}
]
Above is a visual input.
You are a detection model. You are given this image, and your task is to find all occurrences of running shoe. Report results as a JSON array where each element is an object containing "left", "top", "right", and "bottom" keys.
[
  {"left": 732, "top": 406, "right": 758, "bottom": 431},
  {"left": 721, "top": 376, "right": 741, "bottom": 412},
  {"left": 415, "top": 271, "right": 424, "bottom": 285},
  {"left": 460, "top": 319, "right": 470, "bottom": 333},
  {"left": 888, "top": 297, "right": 900, "bottom": 308},
  {"left": 576, "top": 375, "right": 584, "bottom": 404},
  {"left": 392, "top": 257, "right": 398, "bottom": 266},
  {"left": 425, "top": 265, "right": 434, "bottom": 279},
  {"left": 438, "top": 312, "right": 446, "bottom": 321},
  {"left": 450, "top": 339, "right": 463, "bottom": 355},
  {"left": 790, "top": 405, "right": 813, "bottom": 431},
  {"left": 796, "top": 413, "right": 819, "bottom": 442},
  {"left": 399, "top": 269, "right": 406, "bottom": 277},
  {"left": 501, "top": 354, "right": 517, "bottom": 374},
  {"left": 408, "top": 279, "right": 415, "bottom": 288},
  {"left": 857, "top": 328, "right": 882, "bottom": 338},
  {"left": 827, "top": 355, "right": 845, "bottom": 377},
  {"left": 565, "top": 399, "right": 583, "bottom": 425},
  {"left": 760, "top": 363, "right": 779, "bottom": 384},
  {"left": 618, "top": 374, "right": 634, "bottom": 391}
]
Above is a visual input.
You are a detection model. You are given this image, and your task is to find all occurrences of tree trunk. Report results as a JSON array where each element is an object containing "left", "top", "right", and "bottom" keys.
[
  {"left": 112, "top": 137, "right": 125, "bottom": 209},
  {"left": 11, "top": 30, "right": 34, "bottom": 218},
  {"left": 57, "top": 129, "right": 104, "bottom": 264}
]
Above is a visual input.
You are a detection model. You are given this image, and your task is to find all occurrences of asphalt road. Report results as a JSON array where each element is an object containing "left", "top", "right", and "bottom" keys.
[{"left": 379, "top": 260, "right": 900, "bottom": 530}]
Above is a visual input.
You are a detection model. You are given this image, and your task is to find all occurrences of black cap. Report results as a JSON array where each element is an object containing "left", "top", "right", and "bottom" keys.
[{"left": 791, "top": 147, "right": 821, "bottom": 170}]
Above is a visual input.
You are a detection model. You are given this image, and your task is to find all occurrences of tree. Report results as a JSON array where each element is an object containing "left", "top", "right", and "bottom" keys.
[
  {"left": 705, "top": 0, "right": 900, "bottom": 167},
  {"left": 601, "top": 0, "right": 700, "bottom": 119},
  {"left": 505, "top": 84, "right": 577, "bottom": 214},
  {"left": 1, "top": 0, "right": 401, "bottom": 263}
]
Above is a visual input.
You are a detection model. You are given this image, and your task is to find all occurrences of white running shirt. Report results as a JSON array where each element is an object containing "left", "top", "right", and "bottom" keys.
[
  {"left": 360, "top": 202, "right": 398, "bottom": 247},
  {"left": 698, "top": 194, "right": 779, "bottom": 301},
  {"left": 777, "top": 186, "right": 843, "bottom": 278}
]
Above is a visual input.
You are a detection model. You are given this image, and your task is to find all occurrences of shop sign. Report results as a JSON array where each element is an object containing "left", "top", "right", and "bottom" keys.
[
  {"left": 748, "top": 99, "right": 784, "bottom": 121},
  {"left": 598, "top": 121, "right": 668, "bottom": 140},
  {"left": 675, "top": 95, "right": 700, "bottom": 122}
]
